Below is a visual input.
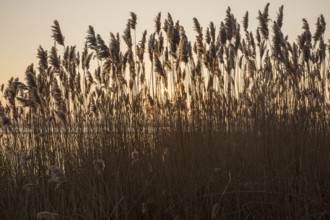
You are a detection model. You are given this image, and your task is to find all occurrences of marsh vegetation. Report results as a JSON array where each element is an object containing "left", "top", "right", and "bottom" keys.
[{"left": 1, "top": 3, "right": 330, "bottom": 219}]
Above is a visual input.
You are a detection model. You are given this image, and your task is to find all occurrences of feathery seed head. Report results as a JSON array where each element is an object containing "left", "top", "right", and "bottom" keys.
[
  {"left": 37, "top": 211, "right": 59, "bottom": 220},
  {"left": 154, "top": 12, "right": 162, "bottom": 34},
  {"left": 49, "top": 166, "right": 66, "bottom": 189},
  {"left": 51, "top": 20, "right": 65, "bottom": 46},
  {"left": 131, "top": 150, "right": 139, "bottom": 160},
  {"left": 86, "top": 25, "right": 97, "bottom": 50},
  {"left": 93, "top": 159, "right": 105, "bottom": 174},
  {"left": 277, "top": 5, "right": 284, "bottom": 28},
  {"left": 130, "top": 12, "right": 137, "bottom": 30},
  {"left": 243, "top": 11, "right": 249, "bottom": 32},
  {"left": 142, "top": 202, "right": 148, "bottom": 215}
]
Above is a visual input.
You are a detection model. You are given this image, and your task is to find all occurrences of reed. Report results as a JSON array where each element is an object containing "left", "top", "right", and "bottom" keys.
[{"left": 1, "top": 4, "right": 330, "bottom": 219}]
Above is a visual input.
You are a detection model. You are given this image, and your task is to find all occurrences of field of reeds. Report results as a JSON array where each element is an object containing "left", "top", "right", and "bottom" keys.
[{"left": 1, "top": 3, "right": 330, "bottom": 219}]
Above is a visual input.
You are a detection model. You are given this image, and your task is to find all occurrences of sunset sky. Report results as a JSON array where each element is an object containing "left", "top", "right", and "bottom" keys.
[{"left": 0, "top": 0, "right": 329, "bottom": 85}]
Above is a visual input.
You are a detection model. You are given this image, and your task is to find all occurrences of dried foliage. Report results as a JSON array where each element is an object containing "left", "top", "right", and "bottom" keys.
[{"left": 1, "top": 5, "right": 330, "bottom": 219}]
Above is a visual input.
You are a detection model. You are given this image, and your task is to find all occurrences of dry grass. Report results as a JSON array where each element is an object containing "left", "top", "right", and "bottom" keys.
[{"left": 1, "top": 4, "right": 330, "bottom": 219}]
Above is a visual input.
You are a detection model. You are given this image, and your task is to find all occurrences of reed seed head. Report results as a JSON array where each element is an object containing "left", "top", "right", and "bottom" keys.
[{"left": 93, "top": 159, "right": 105, "bottom": 174}]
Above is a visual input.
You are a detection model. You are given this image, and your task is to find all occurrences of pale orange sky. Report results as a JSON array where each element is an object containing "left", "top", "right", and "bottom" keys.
[{"left": 0, "top": 0, "right": 330, "bottom": 85}]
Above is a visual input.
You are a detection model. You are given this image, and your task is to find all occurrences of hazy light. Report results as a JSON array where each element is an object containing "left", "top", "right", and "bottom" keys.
[{"left": 0, "top": 0, "right": 329, "bottom": 84}]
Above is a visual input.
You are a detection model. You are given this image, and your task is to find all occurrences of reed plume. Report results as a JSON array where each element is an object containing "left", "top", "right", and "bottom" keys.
[
  {"left": 51, "top": 20, "right": 65, "bottom": 46},
  {"left": 86, "top": 25, "right": 97, "bottom": 50},
  {"left": 49, "top": 166, "right": 66, "bottom": 189},
  {"left": 154, "top": 12, "right": 162, "bottom": 34},
  {"left": 129, "top": 12, "right": 137, "bottom": 30},
  {"left": 37, "top": 211, "right": 59, "bottom": 220},
  {"left": 257, "top": 3, "right": 270, "bottom": 40},
  {"left": 2, "top": 7, "right": 330, "bottom": 220},
  {"left": 93, "top": 159, "right": 105, "bottom": 174}
]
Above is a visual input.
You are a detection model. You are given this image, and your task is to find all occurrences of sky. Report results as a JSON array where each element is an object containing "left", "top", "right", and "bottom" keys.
[{"left": 0, "top": 0, "right": 330, "bottom": 85}]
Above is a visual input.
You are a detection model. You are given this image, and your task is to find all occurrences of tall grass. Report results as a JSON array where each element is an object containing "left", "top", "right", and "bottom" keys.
[{"left": 1, "top": 4, "right": 330, "bottom": 219}]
